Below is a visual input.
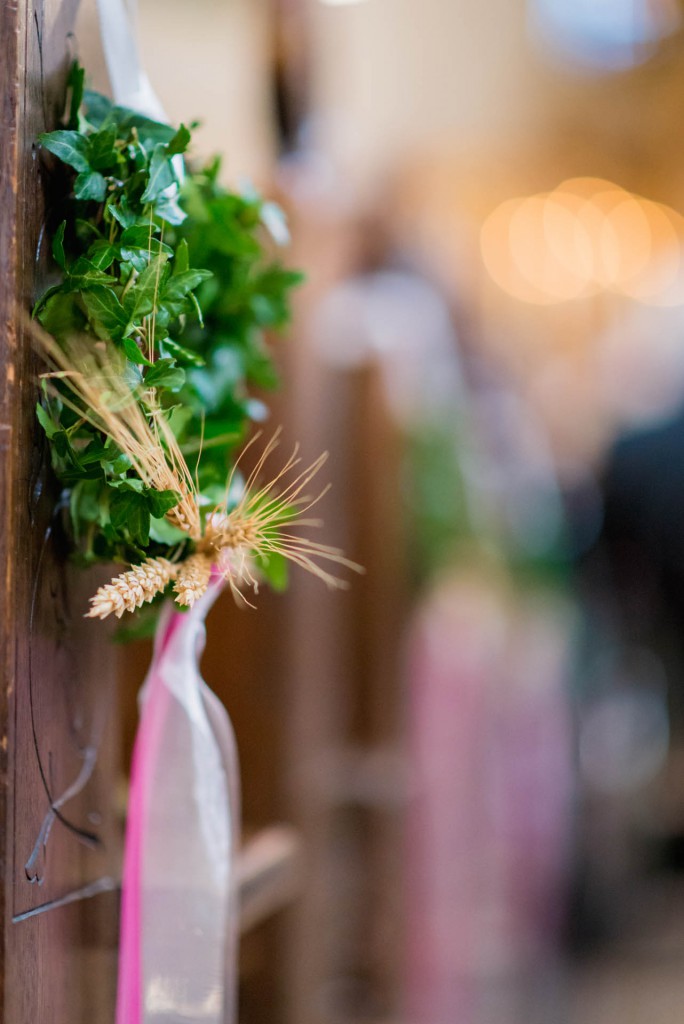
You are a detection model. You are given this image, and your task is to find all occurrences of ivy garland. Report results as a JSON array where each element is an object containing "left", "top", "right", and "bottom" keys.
[{"left": 33, "top": 63, "right": 355, "bottom": 624}]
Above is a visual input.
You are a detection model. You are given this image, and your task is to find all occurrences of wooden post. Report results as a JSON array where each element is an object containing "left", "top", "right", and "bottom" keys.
[{"left": 0, "top": 2, "right": 120, "bottom": 1020}]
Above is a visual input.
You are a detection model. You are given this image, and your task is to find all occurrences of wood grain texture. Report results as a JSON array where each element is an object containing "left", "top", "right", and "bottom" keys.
[{"left": 0, "top": 2, "right": 120, "bottom": 1021}]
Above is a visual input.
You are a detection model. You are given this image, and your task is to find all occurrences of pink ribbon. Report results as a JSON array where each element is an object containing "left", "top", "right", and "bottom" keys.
[{"left": 117, "top": 579, "right": 239, "bottom": 1024}]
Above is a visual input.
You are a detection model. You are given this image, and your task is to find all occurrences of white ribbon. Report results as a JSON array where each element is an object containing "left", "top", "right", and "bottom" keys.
[
  {"left": 95, "top": 0, "right": 185, "bottom": 184},
  {"left": 116, "top": 586, "right": 240, "bottom": 1024},
  {"left": 95, "top": 0, "right": 168, "bottom": 121}
]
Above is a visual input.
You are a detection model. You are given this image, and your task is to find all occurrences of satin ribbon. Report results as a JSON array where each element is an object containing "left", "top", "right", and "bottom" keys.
[
  {"left": 116, "top": 581, "right": 240, "bottom": 1024},
  {"left": 95, "top": 0, "right": 167, "bottom": 121},
  {"left": 94, "top": 0, "right": 184, "bottom": 182}
]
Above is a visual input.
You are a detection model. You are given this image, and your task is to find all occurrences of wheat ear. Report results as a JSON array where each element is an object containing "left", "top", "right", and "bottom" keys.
[
  {"left": 86, "top": 557, "right": 178, "bottom": 619},
  {"left": 173, "top": 552, "right": 213, "bottom": 608},
  {"left": 201, "top": 437, "right": 364, "bottom": 591}
]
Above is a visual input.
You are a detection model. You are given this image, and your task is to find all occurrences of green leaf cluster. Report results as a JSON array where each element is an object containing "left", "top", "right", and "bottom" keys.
[
  {"left": 34, "top": 62, "right": 302, "bottom": 587},
  {"left": 170, "top": 161, "right": 304, "bottom": 490}
]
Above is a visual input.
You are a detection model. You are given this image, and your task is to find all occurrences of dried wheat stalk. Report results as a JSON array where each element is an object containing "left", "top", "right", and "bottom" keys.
[
  {"left": 85, "top": 436, "right": 363, "bottom": 619},
  {"left": 86, "top": 558, "right": 178, "bottom": 619},
  {"left": 173, "top": 552, "right": 213, "bottom": 607},
  {"left": 33, "top": 327, "right": 202, "bottom": 539}
]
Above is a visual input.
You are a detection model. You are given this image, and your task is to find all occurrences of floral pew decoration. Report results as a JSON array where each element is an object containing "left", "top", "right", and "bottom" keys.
[{"left": 32, "top": 62, "right": 360, "bottom": 1024}]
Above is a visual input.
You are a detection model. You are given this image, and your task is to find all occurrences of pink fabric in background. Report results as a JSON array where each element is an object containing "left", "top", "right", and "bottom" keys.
[{"left": 405, "top": 573, "right": 574, "bottom": 1024}]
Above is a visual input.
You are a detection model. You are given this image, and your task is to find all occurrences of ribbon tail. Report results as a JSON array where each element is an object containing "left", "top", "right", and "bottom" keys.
[{"left": 117, "top": 583, "right": 239, "bottom": 1024}]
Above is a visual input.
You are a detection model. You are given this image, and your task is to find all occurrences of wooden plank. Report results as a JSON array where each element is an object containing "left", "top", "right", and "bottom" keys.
[
  {"left": 238, "top": 826, "right": 302, "bottom": 934},
  {"left": 0, "top": 2, "right": 120, "bottom": 1020}
]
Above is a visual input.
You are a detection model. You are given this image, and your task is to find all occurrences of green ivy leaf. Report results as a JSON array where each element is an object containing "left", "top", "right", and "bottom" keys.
[
  {"left": 81, "top": 286, "right": 128, "bottom": 341},
  {"left": 35, "top": 402, "right": 59, "bottom": 438},
  {"left": 160, "top": 337, "right": 206, "bottom": 367},
  {"left": 37, "top": 291, "right": 85, "bottom": 337},
  {"left": 87, "top": 240, "right": 116, "bottom": 270},
  {"left": 110, "top": 452, "right": 132, "bottom": 475},
  {"left": 165, "top": 404, "right": 194, "bottom": 439},
  {"left": 39, "top": 130, "right": 90, "bottom": 172},
  {"left": 67, "top": 62, "right": 85, "bottom": 130},
  {"left": 121, "top": 337, "right": 154, "bottom": 365},
  {"left": 141, "top": 144, "right": 176, "bottom": 202},
  {"left": 120, "top": 225, "right": 154, "bottom": 247},
  {"left": 32, "top": 283, "right": 62, "bottom": 318},
  {"left": 88, "top": 124, "right": 118, "bottom": 171},
  {"left": 110, "top": 107, "right": 176, "bottom": 147},
  {"left": 107, "top": 195, "right": 137, "bottom": 229},
  {"left": 174, "top": 238, "right": 190, "bottom": 274},
  {"left": 79, "top": 437, "right": 111, "bottom": 466},
  {"left": 123, "top": 253, "right": 169, "bottom": 321},
  {"left": 144, "top": 358, "right": 186, "bottom": 391},
  {"left": 69, "top": 480, "right": 95, "bottom": 540},
  {"left": 67, "top": 256, "right": 113, "bottom": 287},
  {"left": 152, "top": 307, "right": 170, "bottom": 334},
  {"left": 154, "top": 193, "right": 187, "bottom": 226},
  {"left": 149, "top": 516, "right": 189, "bottom": 545},
  {"left": 120, "top": 235, "right": 173, "bottom": 272},
  {"left": 146, "top": 488, "right": 181, "bottom": 517},
  {"left": 74, "top": 170, "right": 107, "bottom": 202},
  {"left": 167, "top": 124, "right": 191, "bottom": 156},
  {"left": 52, "top": 221, "right": 66, "bottom": 269},
  {"left": 119, "top": 249, "right": 148, "bottom": 273},
  {"left": 110, "top": 476, "right": 144, "bottom": 492},
  {"left": 110, "top": 488, "right": 150, "bottom": 546},
  {"left": 82, "top": 88, "right": 114, "bottom": 128},
  {"left": 163, "top": 269, "right": 212, "bottom": 308},
  {"left": 51, "top": 429, "right": 87, "bottom": 475}
]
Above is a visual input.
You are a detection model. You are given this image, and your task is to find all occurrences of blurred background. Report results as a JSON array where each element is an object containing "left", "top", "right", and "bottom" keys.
[{"left": 82, "top": 0, "right": 684, "bottom": 1021}]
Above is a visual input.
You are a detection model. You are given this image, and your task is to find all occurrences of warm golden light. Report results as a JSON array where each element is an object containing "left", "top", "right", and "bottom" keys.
[
  {"left": 542, "top": 191, "right": 595, "bottom": 287},
  {"left": 480, "top": 178, "right": 684, "bottom": 307},
  {"left": 510, "top": 195, "right": 592, "bottom": 301},
  {"left": 622, "top": 201, "right": 684, "bottom": 306},
  {"left": 481, "top": 197, "right": 554, "bottom": 306}
]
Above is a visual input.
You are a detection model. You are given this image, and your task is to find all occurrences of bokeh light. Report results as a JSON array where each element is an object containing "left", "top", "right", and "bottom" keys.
[{"left": 481, "top": 177, "right": 684, "bottom": 306}]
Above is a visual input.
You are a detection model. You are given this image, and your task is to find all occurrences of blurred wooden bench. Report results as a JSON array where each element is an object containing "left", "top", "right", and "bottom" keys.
[{"left": 238, "top": 825, "right": 302, "bottom": 934}]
